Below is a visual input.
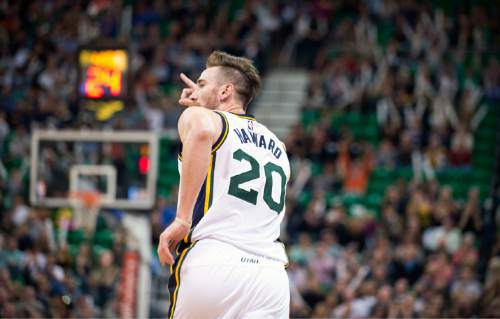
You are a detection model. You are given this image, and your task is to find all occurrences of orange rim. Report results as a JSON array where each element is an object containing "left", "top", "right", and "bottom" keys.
[{"left": 69, "top": 191, "right": 101, "bottom": 209}]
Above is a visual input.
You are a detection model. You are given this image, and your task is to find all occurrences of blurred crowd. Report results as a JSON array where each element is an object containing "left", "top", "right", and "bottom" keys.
[
  {"left": 0, "top": 203, "right": 127, "bottom": 317},
  {"left": 285, "top": 180, "right": 500, "bottom": 317},
  {"left": 283, "top": 0, "right": 500, "bottom": 318},
  {"left": 0, "top": 0, "right": 499, "bottom": 318},
  {"left": 293, "top": 0, "right": 499, "bottom": 174}
]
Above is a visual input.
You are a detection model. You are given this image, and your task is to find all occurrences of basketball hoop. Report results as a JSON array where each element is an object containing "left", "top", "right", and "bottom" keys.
[
  {"left": 70, "top": 190, "right": 101, "bottom": 208},
  {"left": 69, "top": 191, "right": 102, "bottom": 234}
]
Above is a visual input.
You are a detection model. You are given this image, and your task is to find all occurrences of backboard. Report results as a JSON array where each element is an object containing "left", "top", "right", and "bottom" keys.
[{"left": 30, "top": 130, "right": 158, "bottom": 210}]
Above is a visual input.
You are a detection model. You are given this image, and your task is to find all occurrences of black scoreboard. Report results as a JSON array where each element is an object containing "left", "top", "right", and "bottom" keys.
[{"left": 77, "top": 47, "right": 129, "bottom": 120}]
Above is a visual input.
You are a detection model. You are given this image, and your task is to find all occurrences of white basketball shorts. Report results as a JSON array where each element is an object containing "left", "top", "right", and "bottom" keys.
[{"left": 167, "top": 238, "right": 290, "bottom": 319}]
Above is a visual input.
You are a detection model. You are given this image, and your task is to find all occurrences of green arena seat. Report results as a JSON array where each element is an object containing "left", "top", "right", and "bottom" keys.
[
  {"left": 67, "top": 229, "right": 87, "bottom": 246},
  {"left": 93, "top": 230, "right": 114, "bottom": 250}
]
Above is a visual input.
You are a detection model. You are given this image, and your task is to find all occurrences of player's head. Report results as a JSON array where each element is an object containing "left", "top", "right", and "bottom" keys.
[{"left": 192, "top": 51, "right": 261, "bottom": 111}]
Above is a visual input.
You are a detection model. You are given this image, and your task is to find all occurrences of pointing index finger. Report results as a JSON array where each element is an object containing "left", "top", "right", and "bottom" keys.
[{"left": 180, "top": 73, "right": 197, "bottom": 89}]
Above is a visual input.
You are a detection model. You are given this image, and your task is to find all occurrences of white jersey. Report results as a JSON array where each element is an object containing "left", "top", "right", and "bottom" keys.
[{"left": 178, "top": 111, "right": 290, "bottom": 264}]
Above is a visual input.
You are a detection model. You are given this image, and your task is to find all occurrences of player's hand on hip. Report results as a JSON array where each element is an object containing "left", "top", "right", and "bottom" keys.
[
  {"left": 178, "top": 73, "right": 198, "bottom": 107},
  {"left": 157, "top": 219, "right": 190, "bottom": 266}
]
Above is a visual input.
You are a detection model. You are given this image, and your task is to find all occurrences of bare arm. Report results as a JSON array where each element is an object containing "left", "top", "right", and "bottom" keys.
[
  {"left": 157, "top": 106, "right": 221, "bottom": 265},
  {"left": 176, "top": 107, "right": 221, "bottom": 223}
]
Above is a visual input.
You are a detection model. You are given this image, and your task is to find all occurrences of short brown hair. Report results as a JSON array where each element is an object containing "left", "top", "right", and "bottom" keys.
[{"left": 206, "top": 51, "right": 261, "bottom": 109}]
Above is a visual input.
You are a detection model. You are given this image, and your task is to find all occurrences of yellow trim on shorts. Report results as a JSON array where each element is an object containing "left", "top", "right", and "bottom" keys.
[{"left": 169, "top": 242, "right": 195, "bottom": 319}]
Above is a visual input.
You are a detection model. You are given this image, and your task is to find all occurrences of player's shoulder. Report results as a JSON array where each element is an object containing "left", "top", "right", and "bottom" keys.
[
  {"left": 178, "top": 107, "right": 221, "bottom": 130},
  {"left": 179, "top": 106, "right": 218, "bottom": 121},
  {"left": 177, "top": 107, "right": 222, "bottom": 141}
]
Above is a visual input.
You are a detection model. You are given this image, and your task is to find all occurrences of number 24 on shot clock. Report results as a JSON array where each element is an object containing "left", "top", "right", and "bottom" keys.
[{"left": 78, "top": 48, "right": 128, "bottom": 100}]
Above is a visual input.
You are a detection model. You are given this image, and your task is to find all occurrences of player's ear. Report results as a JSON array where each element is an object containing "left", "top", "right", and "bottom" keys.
[{"left": 218, "top": 83, "right": 234, "bottom": 101}]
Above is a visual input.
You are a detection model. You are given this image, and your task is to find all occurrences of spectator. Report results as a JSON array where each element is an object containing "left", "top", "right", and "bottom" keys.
[
  {"left": 459, "top": 187, "right": 482, "bottom": 234},
  {"left": 423, "top": 216, "right": 463, "bottom": 253},
  {"left": 450, "top": 266, "right": 482, "bottom": 316},
  {"left": 376, "top": 139, "right": 397, "bottom": 168},
  {"left": 480, "top": 257, "right": 500, "bottom": 317},
  {"left": 449, "top": 123, "right": 474, "bottom": 167},
  {"left": 89, "top": 250, "right": 119, "bottom": 309},
  {"left": 370, "top": 285, "right": 392, "bottom": 318},
  {"left": 309, "top": 242, "right": 336, "bottom": 286},
  {"left": 289, "top": 232, "right": 315, "bottom": 266}
]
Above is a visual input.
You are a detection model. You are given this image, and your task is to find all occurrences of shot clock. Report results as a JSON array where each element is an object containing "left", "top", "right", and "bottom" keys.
[{"left": 77, "top": 47, "right": 129, "bottom": 120}]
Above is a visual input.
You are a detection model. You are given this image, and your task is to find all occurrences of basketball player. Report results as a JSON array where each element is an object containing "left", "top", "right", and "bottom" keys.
[{"left": 157, "top": 51, "right": 290, "bottom": 318}]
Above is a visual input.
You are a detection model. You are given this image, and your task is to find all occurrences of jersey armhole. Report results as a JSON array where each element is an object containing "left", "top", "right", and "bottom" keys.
[
  {"left": 211, "top": 111, "right": 229, "bottom": 153},
  {"left": 178, "top": 111, "right": 228, "bottom": 161}
]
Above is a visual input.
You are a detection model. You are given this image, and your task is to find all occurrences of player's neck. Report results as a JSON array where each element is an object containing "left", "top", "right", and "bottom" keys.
[{"left": 216, "top": 103, "right": 246, "bottom": 115}]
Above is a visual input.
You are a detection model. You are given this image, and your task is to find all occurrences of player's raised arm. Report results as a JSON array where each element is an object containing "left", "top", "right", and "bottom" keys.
[{"left": 157, "top": 107, "right": 221, "bottom": 265}]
